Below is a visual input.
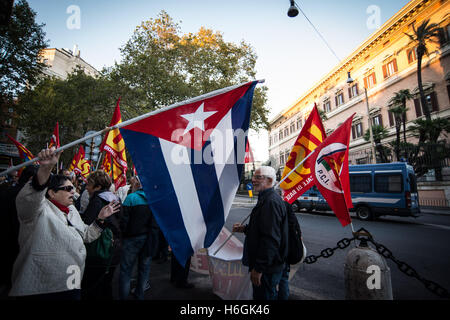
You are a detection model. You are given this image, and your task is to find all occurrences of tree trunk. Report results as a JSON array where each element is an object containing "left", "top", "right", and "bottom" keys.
[{"left": 417, "top": 50, "right": 431, "bottom": 121}]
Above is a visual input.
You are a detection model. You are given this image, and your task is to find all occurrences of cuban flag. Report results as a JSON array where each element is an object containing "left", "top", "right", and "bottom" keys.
[{"left": 120, "top": 81, "right": 259, "bottom": 266}]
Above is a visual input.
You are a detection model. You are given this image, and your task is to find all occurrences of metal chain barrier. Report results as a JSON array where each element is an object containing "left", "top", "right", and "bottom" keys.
[{"left": 303, "top": 227, "right": 450, "bottom": 299}]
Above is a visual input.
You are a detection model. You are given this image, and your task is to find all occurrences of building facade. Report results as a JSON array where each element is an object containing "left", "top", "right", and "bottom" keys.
[
  {"left": 39, "top": 45, "right": 99, "bottom": 79},
  {"left": 268, "top": 0, "right": 450, "bottom": 206}
]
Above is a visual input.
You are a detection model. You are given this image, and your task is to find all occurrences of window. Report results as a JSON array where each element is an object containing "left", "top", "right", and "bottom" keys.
[
  {"left": 350, "top": 174, "right": 372, "bottom": 193},
  {"left": 372, "top": 114, "right": 382, "bottom": 127},
  {"left": 374, "top": 174, "right": 403, "bottom": 193},
  {"left": 323, "top": 99, "right": 331, "bottom": 113},
  {"left": 296, "top": 117, "right": 302, "bottom": 130},
  {"left": 285, "top": 150, "right": 290, "bottom": 164},
  {"left": 335, "top": 90, "right": 344, "bottom": 106},
  {"left": 363, "top": 72, "right": 376, "bottom": 89},
  {"left": 407, "top": 47, "right": 417, "bottom": 64},
  {"left": 348, "top": 83, "right": 359, "bottom": 99},
  {"left": 352, "top": 122, "right": 363, "bottom": 139},
  {"left": 408, "top": 173, "right": 417, "bottom": 193},
  {"left": 438, "top": 25, "right": 450, "bottom": 46},
  {"left": 414, "top": 92, "right": 439, "bottom": 117},
  {"left": 280, "top": 153, "right": 285, "bottom": 166},
  {"left": 290, "top": 122, "right": 295, "bottom": 134},
  {"left": 284, "top": 127, "right": 289, "bottom": 137},
  {"left": 382, "top": 59, "right": 398, "bottom": 79},
  {"left": 279, "top": 131, "right": 283, "bottom": 140}
]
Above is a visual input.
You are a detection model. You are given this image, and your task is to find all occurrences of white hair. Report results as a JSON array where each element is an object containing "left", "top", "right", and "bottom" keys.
[{"left": 258, "top": 166, "right": 277, "bottom": 187}]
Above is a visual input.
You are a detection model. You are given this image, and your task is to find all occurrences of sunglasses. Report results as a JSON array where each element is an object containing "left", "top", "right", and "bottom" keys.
[{"left": 55, "top": 185, "right": 75, "bottom": 192}]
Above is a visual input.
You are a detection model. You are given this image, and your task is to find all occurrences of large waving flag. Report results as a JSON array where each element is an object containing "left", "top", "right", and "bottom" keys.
[
  {"left": 6, "top": 134, "right": 35, "bottom": 161},
  {"left": 100, "top": 98, "right": 127, "bottom": 189},
  {"left": 280, "top": 104, "right": 326, "bottom": 203},
  {"left": 120, "top": 81, "right": 258, "bottom": 266},
  {"left": 48, "top": 122, "right": 60, "bottom": 149},
  {"left": 310, "top": 114, "right": 354, "bottom": 227},
  {"left": 101, "top": 152, "right": 127, "bottom": 189}
]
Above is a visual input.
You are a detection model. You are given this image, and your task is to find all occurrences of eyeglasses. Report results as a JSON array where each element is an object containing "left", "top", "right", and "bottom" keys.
[
  {"left": 253, "top": 175, "right": 267, "bottom": 180},
  {"left": 55, "top": 185, "right": 74, "bottom": 192}
]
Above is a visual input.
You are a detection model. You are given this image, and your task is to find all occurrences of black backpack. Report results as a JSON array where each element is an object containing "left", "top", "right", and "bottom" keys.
[{"left": 285, "top": 202, "right": 304, "bottom": 265}]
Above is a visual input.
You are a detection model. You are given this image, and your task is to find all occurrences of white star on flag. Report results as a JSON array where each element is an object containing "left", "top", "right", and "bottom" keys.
[{"left": 181, "top": 102, "right": 217, "bottom": 135}]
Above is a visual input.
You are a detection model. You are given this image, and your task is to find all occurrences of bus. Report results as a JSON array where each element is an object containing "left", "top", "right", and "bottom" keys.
[{"left": 291, "top": 162, "right": 420, "bottom": 220}]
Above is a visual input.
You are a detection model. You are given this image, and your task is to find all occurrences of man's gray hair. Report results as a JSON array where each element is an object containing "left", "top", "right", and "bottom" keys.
[{"left": 259, "top": 166, "right": 277, "bottom": 187}]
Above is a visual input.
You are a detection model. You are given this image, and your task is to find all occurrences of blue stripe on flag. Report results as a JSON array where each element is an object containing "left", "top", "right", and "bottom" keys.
[
  {"left": 188, "top": 142, "right": 225, "bottom": 248},
  {"left": 120, "top": 128, "right": 194, "bottom": 264}
]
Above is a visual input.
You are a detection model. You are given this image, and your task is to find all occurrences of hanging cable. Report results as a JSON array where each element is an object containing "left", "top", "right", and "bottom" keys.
[{"left": 290, "top": 1, "right": 341, "bottom": 63}]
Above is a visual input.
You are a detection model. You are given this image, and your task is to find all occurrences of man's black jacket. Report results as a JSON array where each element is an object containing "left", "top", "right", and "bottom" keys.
[{"left": 243, "top": 187, "right": 288, "bottom": 274}]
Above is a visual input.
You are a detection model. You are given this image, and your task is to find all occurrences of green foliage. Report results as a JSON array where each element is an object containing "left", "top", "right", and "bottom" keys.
[
  {"left": 405, "top": 19, "right": 440, "bottom": 121},
  {"left": 0, "top": 0, "right": 48, "bottom": 101},
  {"left": 15, "top": 68, "right": 117, "bottom": 166},
  {"left": 364, "top": 125, "right": 390, "bottom": 163},
  {"left": 104, "top": 11, "right": 269, "bottom": 130}
]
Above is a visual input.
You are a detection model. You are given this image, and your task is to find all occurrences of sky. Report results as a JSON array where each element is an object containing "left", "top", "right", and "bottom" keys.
[{"left": 27, "top": 0, "right": 411, "bottom": 162}]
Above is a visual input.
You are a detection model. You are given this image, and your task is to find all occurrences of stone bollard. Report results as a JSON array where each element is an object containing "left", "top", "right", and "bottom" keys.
[{"left": 344, "top": 239, "right": 393, "bottom": 300}]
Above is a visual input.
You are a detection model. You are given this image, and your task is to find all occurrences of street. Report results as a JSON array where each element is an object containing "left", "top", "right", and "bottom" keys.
[{"left": 228, "top": 199, "right": 450, "bottom": 300}]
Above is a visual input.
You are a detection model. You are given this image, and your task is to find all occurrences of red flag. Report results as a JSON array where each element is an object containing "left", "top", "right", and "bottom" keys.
[
  {"left": 244, "top": 140, "right": 254, "bottom": 163},
  {"left": 72, "top": 146, "right": 91, "bottom": 181},
  {"left": 48, "top": 122, "right": 60, "bottom": 149},
  {"left": 100, "top": 97, "right": 127, "bottom": 189},
  {"left": 280, "top": 104, "right": 326, "bottom": 203},
  {"left": 310, "top": 113, "right": 354, "bottom": 227},
  {"left": 6, "top": 134, "right": 35, "bottom": 161}
]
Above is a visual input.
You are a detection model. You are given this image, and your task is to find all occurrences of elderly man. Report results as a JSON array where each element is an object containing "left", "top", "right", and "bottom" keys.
[{"left": 233, "top": 166, "right": 288, "bottom": 300}]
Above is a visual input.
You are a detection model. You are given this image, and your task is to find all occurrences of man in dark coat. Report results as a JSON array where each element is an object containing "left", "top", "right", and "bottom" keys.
[{"left": 233, "top": 166, "right": 288, "bottom": 300}]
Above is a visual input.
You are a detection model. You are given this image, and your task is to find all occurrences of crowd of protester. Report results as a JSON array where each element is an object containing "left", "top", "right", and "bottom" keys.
[{"left": 0, "top": 147, "right": 191, "bottom": 300}]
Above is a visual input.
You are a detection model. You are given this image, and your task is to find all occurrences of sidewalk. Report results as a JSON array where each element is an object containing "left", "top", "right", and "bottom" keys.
[{"left": 114, "top": 255, "right": 312, "bottom": 301}]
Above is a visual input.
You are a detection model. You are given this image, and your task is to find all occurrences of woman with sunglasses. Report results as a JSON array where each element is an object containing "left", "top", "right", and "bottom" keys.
[{"left": 9, "top": 147, "right": 120, "bottom": 300}]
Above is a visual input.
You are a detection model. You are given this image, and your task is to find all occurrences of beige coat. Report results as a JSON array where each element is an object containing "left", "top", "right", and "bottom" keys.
[{"left": 9, "top": 182, "right": 103, "bottom": 296}]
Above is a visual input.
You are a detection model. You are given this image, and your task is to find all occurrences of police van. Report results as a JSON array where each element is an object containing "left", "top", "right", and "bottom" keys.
[{"left": 291, "top": 162, "right": 420, "bottom": 220}]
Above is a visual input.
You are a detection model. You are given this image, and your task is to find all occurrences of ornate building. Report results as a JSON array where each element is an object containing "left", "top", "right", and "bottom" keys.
[{"left": 268, "top": 0, "right": 450, "bottom": 206}]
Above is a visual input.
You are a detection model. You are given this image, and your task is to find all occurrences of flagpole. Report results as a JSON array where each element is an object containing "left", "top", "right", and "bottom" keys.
[
  {"left": 95, "top": 151, "right": 104, "bottom": 171},
  {"left": 0, "top": 127, "right": 111, "bottom": 176},
  {"left": 274, "top": 149, "right": 316, "bottom": 189},
  {"left": 0, "top": 80, "right": 265, "bottom": 177}
]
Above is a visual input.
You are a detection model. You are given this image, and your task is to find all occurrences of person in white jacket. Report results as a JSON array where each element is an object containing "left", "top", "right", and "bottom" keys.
[{"left": 9, "top": 147, "right": 120, "bottom": 300}]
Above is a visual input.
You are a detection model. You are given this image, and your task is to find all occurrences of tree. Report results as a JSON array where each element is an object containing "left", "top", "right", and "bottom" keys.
[
  {"left": 364, "top": 125, "right": 390, "bottom": 163},
  {"left": 388, "top": 89, "right": 412, "bottom": 160},
  {"left": 0, "top": 0, "right": 48, "bottom": 102},
  {"left": 405, "top": 19, "right": 440, "bottom": 121},
  {"left": 104, "top": 11, "right": 269, "bottom": 130},
  {"left": 14, "top": 68, "right": 116, "bottom": 167}
]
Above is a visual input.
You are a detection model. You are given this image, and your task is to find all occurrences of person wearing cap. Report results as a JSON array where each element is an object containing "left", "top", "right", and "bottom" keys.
[
  {"left": 9, "top": 148, "right": 120, "bottom": 300},
  {"left": 233, "top": 166, "right": 288, "bottom": 300}
]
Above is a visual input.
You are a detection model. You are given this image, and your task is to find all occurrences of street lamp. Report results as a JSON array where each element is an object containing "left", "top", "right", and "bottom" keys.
[
  {"left": 287, "top": 0, "right": 299, "bottom": 17},
  {"left": 346, "top": 72, "right": 377, "bottom": 164}
]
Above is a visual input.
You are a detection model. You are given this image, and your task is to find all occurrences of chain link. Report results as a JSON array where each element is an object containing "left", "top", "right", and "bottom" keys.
[{"left": 302, "top": 227, "right": 450, "bottom": 299}]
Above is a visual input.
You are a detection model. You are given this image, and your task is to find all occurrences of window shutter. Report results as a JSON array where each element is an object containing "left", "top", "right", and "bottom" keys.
[
  {"left": 388, "top": 111, "right": 394, "bottom": 127},
  {"left": 355, "top": 83, "right": 359, "bottom": 95},
  {"left": 414, "top": 98, "right": 422, "bottom": 117},
  {"left": 363, "top": 77, "right": 368, "bottom": 89},
  {"left": 352, "top": 126, "right": 356, "bottom": 140},
  {"left": 431, "top": 92, "right": 438, "bottom": 112},
  {"left": 348, "top": 87, "right": 352, "bottom": 99},
  {"left": 382, "top": 65, "right": 387, "bottom": 79},
  {"left": 393, "top": 59, "right": 398, "bottom": 72},
  {"left": 372, "top": 73, "right": 377, "bottom": 85}
]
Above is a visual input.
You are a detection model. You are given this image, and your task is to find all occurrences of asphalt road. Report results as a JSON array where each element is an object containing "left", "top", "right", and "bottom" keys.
[{"left": 226, "top": 204, "right": 450, "bottom": 300}]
